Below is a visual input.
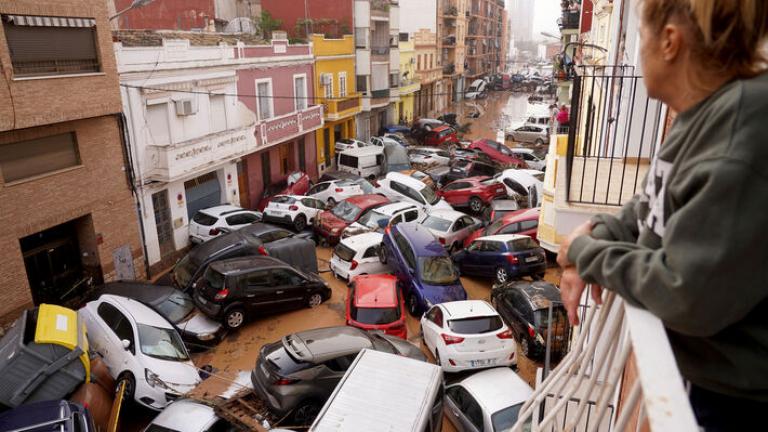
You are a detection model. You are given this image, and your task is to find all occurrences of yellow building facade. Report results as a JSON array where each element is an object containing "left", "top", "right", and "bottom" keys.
[
  {"left": 311, "top": 34, "right": 362, "bottom": 173},
  {"left": 398, "top": 37, "right": 420, "bottom": 124}
]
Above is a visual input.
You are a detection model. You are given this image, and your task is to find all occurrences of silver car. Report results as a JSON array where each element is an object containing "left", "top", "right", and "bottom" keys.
[{"left": 506, "top": 125, "right": 550, "bottom": 145}]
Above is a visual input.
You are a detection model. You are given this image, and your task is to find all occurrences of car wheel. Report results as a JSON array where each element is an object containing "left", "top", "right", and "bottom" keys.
[
  {"left": 407, "top": 294, "right": 421, "bottom": 317},
  {"left": 327, "top": 197, "right": 336, "bottom": 208},
  {"left": 469, "top": 197, "right": 484, "bottom": 213},
  {"left": 534, "top": 272, "right": 545, "bottom": 281},
  {"left": 307, "top": 292, "right": 323, "bottom": 308},
  {"left": 293, "top": 400, "right": 321, "bottom": 425},
  {"left": 521, "top": 337, "right": 531, "bottom": 358},
  {"left": 535, "top": 138, "right": 544, "bottom": 145},
  {"left": 496, "top": 267, "right": 509, "bottom": 284},
  {"left": 293, "top": 214, "right": 307, "bottom": 231},
  {"left": 118, "top": 372, "right": 135, "bottom": 402},
  {"left": 224, "top": 307, "right": 246, "bottom": 330},
  {"left": 378, "top": 245, "right": 388, "bottom": 264}
]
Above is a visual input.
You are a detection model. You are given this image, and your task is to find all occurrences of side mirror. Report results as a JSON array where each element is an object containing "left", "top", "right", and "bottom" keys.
[{"left": 121, "top": 339, "right": 131, "bottom": 350}]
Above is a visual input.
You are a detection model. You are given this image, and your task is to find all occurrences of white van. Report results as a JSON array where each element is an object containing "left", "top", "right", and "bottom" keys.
[
  {"left": 310, "top": 349, "right": 444, "bottom": 432},
  {"left": 336, "top": 146, "right": 385, "bottom": 179}
]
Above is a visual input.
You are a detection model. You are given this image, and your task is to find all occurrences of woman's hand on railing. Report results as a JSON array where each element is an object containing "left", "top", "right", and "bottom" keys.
[{"left": 557, "top": 220, "right": 593, "bottom": 267}]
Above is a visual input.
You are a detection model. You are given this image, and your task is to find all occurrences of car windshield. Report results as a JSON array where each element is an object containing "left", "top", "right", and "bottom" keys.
[
  {"left": 357, "top": 210, "right": 389, "bottom": 229},
  {"left": 491, "top": 403, "right": 525, "bottom": 431},
  {"left": 508, "top": 238, "right": 539, "bottom": 251},
  {"left": 173, "top": 255, "right": 197, "bottom": 288},
  {"left": 486, "top": 218, "right": 506, "bottom": 235},
  {"left": 154, "top": 291, "right": 195, "bottom": 323},
  {"left": 351, "top": 179, "right": 375, "bottom": 194},
  {"left": 419, "top": 257, "right": 459, "bottom": 285},
  {"left": 270, "top": 196, "right": 296, "bottom": 205},
  {"left": 420, "top": 185, "right": 440, "bottom": 205},
  {"left": 423, "top": 215, "right": 452, "bottom": 232},
  {"left": 448, "top": 315, "right": 503, "bottom": 334},
  {"left": 534, "top": 307, "right": 568, "bottom": 329},
  {"left": 351, "top": 305, "right": 401, "bottom": 325},
  {"left": 331, "top": 200, "right": 363, "bottom": 222},
  {"left": 334, "top": 242, "right": 357, "bottom": 262},
  {"left": 137, "top": 324, "right": 189, "bottom": 361}
]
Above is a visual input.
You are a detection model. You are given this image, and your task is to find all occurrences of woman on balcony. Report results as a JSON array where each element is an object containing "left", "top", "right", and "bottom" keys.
[{"left": 557, "top": 1, "right": 768, "bottom": 430}]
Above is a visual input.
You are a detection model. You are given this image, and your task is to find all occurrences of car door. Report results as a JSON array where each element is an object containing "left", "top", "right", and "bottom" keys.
[
  {"left": 359, "top": 245, "right": 382, "bottom": 273},
  {"left": 318, "top": 353, "right": 359, "bottom": 393},
  {"left": 307, "top": 182, "right": 331, "bottom": 202},
  {"left": 477, "top": 239, "right": 503, "bottom": 274},
  {"left": 300, "top": 197, "right": 325, "bottom": 223},
  {"left": 454, "top": 216, "right": 477, "bottom": 244},
  {"left": 442, "top": 182, "right": 470, "bottom": 205},
  {"left": 270, "top": 268, "right": 308, "bottom": 310},
  {"left": 445, "top": 386, "right": 484, "bottom": 432},
  {"left": 503, "top": 289, "right": 529, "bottom": 338},
  {"left": 94, "top": 301, "right": 136, "bottom": 374},
  {"left": 421, "top": 306, "right": 444, "bottom": 352},
  {"left": 241, "top": 270, "right": 276, "bottom": 313},
  {"left": 458, "top": 240, "right": 482, "bottom": 274}
]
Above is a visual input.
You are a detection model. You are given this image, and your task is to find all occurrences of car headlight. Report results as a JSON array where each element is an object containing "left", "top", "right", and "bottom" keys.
[
  {"left": 145, "top": 368, "right": 170, "bottom": 390},
  {"left": 197, "top": 333, "right": 215, "bottom": 341}
]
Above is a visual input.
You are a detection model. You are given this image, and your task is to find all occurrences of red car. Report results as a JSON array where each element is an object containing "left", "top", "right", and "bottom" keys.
[
  {"left": 423, "top": 125, "right": 459, "bottom": 147},
  {"left": 314, "top": 194, "right": 390, "bottom": 245},
  {"left": 437, "top": 176, "right": 507, "bottom": 213},
  {"left": 463, "top": 207, "right": 541, "bottom": 247},
  {"left": 256, "top": 171, "right": 311, "bottom": 211},
  {"left": 346, "top": 274, "right": 407, "bottom": 339},
  {"left": 468, "top": 139, "right": 528, "bottom": 168}
]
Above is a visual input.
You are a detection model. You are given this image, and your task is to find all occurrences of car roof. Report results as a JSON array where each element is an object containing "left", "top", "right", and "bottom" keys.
[
  {"left": 459, "top": 367, "right": 533, "bottom": 414},
  {"left": 394, "top": 223, "right": 446, "bottom": 257},
  {"left": 457, "top": 176, "right": 490, "bottom": 184},
  {"left": 373, "top": 201, "right": 418, "bottom": 215},
  {"left": 99, "top": 281, "right": 177, "bottom": 304},
  {"left": 198, "top": 205, "right": 245, "bottom": 217},
  {"left": 345, "top": 194, "right": 389, "bottom": 208},
  {"left": 100, "top": 294, "right": 173, "bottom": 328},
  {"left": 440, "top": 300, "right": 497, "bottom": 319},
  {"left": 150, "top": 399, "right": 217, "bottom": 432},
  {"left": 385, "top": 172, "right": 430, "bottom": 189},
  {"left": 338, "top": 146, "right": 383, "bottom": 156},
  {"left": 477, "top": 234, "right": 531, "bottom": 243},
  {"left": 503, "top": 281, "right": 563, "bottom": 310},
  {"left": 353, "top": 275, "right": 398, "bottom": 308},
  {"left": 284, "top": 326, "right": 372, "bottom": 363},
  {"left": 431, "top": 125, "right": 452, "bottom": 132},
  {"left": 340, "top": 232, "right": 384, "bottom": 249},
  {"left": 426, "top": 209, "right": 466, "bottom": 222},
  {"left": 509, "top": 147, "right": 534, "bottom": 154},
  {"left": 491, "top": 199, "right": 519, "bottom": 210},
  {"left": 501, "top": 207, "right": 540, "bottom": 223},
  {"left": 209, "top": 255, "right": 287, "bottom": 275}
]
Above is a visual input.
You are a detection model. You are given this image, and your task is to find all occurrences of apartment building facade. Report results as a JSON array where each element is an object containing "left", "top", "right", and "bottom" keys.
[
  {"left": 465, "top": 0, "right": 505, "bottom": 79},
  {"left": 398, "top": 34, "right": 420, "bottom": 123},
  {"left": 437, "top": 0, "right": 468, "bottom": 102},
  {"left": 0, "top": 0, "right": 145, "bottom": 324}
]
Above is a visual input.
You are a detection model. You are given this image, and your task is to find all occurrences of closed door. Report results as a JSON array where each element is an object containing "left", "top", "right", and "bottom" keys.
[
  {"left": 241, "top": 270, "right": 275, "bottom": 312},
  {"left": 152, "top": 190, "right": 175, "bottom": 258},
  {"left": 270, "top": 268, "right": 306, "bottom": 309}
]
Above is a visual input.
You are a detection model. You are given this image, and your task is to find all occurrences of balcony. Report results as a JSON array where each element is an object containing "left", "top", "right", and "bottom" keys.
[
  {"left": 371, "top": 0, "right": 390, "bottom": 20},
  {"left": 371, "top": 45, "right": 390, "bottom": 62},
  {"left": 257, "top": 104, "right": 324, "bottom": 149},
  {"left": 559, "top": 11, "right": 581, "bottom": 30},
  {"left": 369, "top": 89, "right": 390, "bottom": 107},
  {"left": 322, "top": 94, "right": 362, "bottom": 121},
  {"left": 442, "top": 36, "right": 456, "bottom": 47},
  {"left": 399, "top": 78, "right": 420, "bottom": 95},
  {"left": 510, "top": 291, "right": 698, "bottom": 432},
  {"left": 442, "top": 63, "right": 455, "bottom": 76}
]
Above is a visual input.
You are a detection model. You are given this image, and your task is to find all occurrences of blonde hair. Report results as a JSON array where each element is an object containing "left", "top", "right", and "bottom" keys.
[{"left": 642, "top": 0, "right": 768, "bottom": 78}]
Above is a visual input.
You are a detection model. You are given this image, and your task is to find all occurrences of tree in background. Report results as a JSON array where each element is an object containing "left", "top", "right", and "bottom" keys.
[{"left": 256, "top": 11, "right": 282, "bottom": 41}]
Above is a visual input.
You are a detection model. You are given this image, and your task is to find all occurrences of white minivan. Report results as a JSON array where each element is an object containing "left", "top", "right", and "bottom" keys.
[
  {"left": 310, "top": 349, "right": 444, "bottom": 432},
  {"left": 336, "top": 146, "right": 385, "bottom": 179}
]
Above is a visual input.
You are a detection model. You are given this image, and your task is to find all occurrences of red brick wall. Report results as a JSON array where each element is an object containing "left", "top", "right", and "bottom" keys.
[
  {"left": 113, "top": 0, "right": 215, "bottom": 30},
  {"left": 261, "top": 0, "right": 353, "bottom": 38}
]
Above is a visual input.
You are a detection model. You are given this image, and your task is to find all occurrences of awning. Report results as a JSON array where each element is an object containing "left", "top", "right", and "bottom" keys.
[{"left": 4, "top": 14, "right": 96, "bottom": 28}]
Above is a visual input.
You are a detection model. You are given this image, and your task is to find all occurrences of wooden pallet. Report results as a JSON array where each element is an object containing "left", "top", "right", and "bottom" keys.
[{"left": 210, "top": 388, "right": 276, "bottom": 432}]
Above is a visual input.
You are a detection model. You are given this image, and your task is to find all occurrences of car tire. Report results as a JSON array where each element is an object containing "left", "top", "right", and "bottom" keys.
[
  {"left": 535, "top": 138, "right": 544, "bottom": 145},
  {"left": 327, "top": 197, "right": 336, "bottom": 208},
  {"left": 407, "top": 294, "right": 421, "bottom": 317},
  {"left": 293, "top": 214, "right": 307, "bottom": 232},
  {"left": 469, "top": 196, "right": 484, "bottom": 213},
  {"left": 496, "top": 267, "right": 509, "bottom": 284},
  {"left": 521, "top": 337, "right": 531, "bottom": 358},
  {"left": 118, "top": 372, "right": 135, "bottom": 403},
  {"left": 293, "top": 400, "right": 321, "bottom": 425},
  {"left": 307, "top": 292, "right": 323, "bottom": 308},
  {"left": 223, "top": 307, "right": 246, "bottom": 330},
  {"left": 378, "top": 245, "right": 388, "bottom": 264},
  {"left": 534, "top": 272, "right": 545, "bottom": 281}
]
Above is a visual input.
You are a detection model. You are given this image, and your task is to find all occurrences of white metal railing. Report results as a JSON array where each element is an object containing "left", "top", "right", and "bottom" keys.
[{"left": 510, "top": 290, "right": 699, "bottom": 432}]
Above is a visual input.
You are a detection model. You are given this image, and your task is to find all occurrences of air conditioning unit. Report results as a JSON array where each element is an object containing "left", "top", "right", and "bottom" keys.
[
  {"left": 175, "top": 99, "right": 197, "bottom": 116},
  {"left": 321, "top": 73, "right": 333, "bottom": 86}
]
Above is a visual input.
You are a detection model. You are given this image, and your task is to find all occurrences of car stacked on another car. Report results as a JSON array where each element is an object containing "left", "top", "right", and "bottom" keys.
[
  {"left": 313, "top": 194, "right": 390, "bottom": 245},
  {"left": 408, "top": 147, "right": 452, "bottom": 168},
  {"left": 250, "top": 326, "right": 425, "bottom": 424},
  {"left": 306, "top": 178, "right": 375, "bottom": 207},
  {"left": 334, "top": 138, "right": 370, "bottom": 152},
  {"left": 453, "top": 234, "right": 547, "bottom": 283},
  {"left": 194, "top": 256, "right": 331, "bottom": 330},
  {"left": 188, "top": 205, "right": 262, "bottom": 244},
  {"left": 375, "top": 172, "right": 452, "bottom": 212},
  {"left": 256, "top": 171, "right": 312, "bottom": 211},
  {"left": 445, "top": 158, "right": 500, "bottom": 184},
  {"left": 346, "top": 274, "right": 407, "bottom": 339},
  {"left": 400, "top": 169, "right": 436, "bottom": 189},
  {"left": 420, "top": 300, "right": 516, "bottom": 373},
  {"left": 342, "top": 201, "right": 423, "bottom": 238},
  {"left": 468, "top": 139, "right": 527, "bottom": 168},
  {"left": 262, "top": 195, "right": 327, "bottom": 231},
  {"left": 380, "top": 223, "right": 467, "bottom": 316},
  {"left": 421, "top": 209, "right": 483, "bottom": 253},
  {"left": 437, "top": 176, "right": 507, "bottom": 213},
  {"left": 330, "top": 232, "right": 389, "bottom": 283},
  {"left": 463, "top": 207, "right": 541, "bottom": 247}
]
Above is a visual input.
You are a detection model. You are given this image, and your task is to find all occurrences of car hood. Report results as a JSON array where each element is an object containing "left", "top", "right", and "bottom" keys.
[
  {"left": 433, "top": 199, "right": 453, "bottom": 210},
  {"left": 344, "top": 222, "right": 375, "bottom": 237},
  {"left": 420, "top": 282, "right": 467, "bottom": 304},
  {"left": 318, "top": 212, "right": 350, "bottom": 229},
  {"left": 379, "top": 335, "right": 426, "bottom": 361},
  {"left": 141, "top": 355, "right": 201, "bottom": 393},
  {"left": 177, "top": 310, "right": 223, "bottom": 338}
]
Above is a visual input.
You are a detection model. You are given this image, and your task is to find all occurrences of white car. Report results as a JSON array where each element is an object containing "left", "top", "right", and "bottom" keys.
[
  {"left": 307, "top": 178, "right": 374, "bottom": 206},
  {"left": 509, "top": 148, "right": 546, "bottom": 171},
  {"left": 383, "top": 133, "right": 409, "bottom": 146},
  {"left": 408, "top": 147, "right": 452, "bottom": 167},
  {"left": 80, "top": 295, "right": 201, "bottom": 410},
  {"left": 421, "top": 209, "right": 482, "bottom": 253},
  {"left": 494, "top": 169, "right": 544, "bottom": 208},
  {"left": 189, "top": 205, "right": 262, "bottom": 244},
  {"left": 342, "top": 201, "right": 424, "bottom": 238},
  {"left": 443, "top": 367, "right": 533, "bottom": 431},
  {"left": 262, "top": 194, "right": 326, "bottom": 231},
  {"left": 370, "top": 135, "right": 403, "bottom": 148},
  {"left": 334, "top": 138, "right": 369, "bottom": 152},
  {"left": 421, "top": 300, "right": 516, "bottom": 373},
  {"left": 329, "top": 232, "right": 389, "bottom": 283},
  {"left": 375, "top": 172, "right": 452, "bottom": 212},
  {"left": 505, "top": 124, "right": 550, "bottom": 145},
  {"left": 145, "top": 399, "right": 230, "bottom": 432}
]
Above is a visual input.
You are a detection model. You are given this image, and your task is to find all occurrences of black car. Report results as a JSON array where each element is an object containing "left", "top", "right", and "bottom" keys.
[
  {"left": 173, "top": 223, "right": 318, "bottom": 292},
  {"left": 94, "top": 281, "right": 225, "bottom": 349},
  {"left": 194, "top": 256, "right": 332, "bottom": 330},
  {"left": 445, "top": 158, "right": 501, "bottom": 183},
  {"left": 490, "top": 281, "right": 570, "bottom": 359}
]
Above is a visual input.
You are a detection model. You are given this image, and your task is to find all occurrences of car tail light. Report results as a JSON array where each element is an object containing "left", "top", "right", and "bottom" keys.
[
  {"left": 209, "top": 228, "right": 220, "bottom": 236},
  {"left": 528, "top": 324, "right": 536, "bottom": 338},
  {"left": 350, "top": 260, "right": 358, "bottom": 270},
  {"left": 507, "top": 255, "right": 519, "bottom": 264},
  {"left": 289, "top": 205, "right": 298, "bottom": 211},
  {"left": 274, "top": 377, "right": 298, "bottom": 385},
  {"left": 214, "top": 288, "right": 229, "bottom": 300},
  {"left": 384, "top": 226, "right": 391, "bottom": 235},
  {"left": 497, "top": 329, "right": 514, "bottom": 339},
  {"left": 441, "top": 334, "right": 465, "bottom": 345},
  {"left": 448, "top": 359, "right": 457, "bottom": 366},
  {"left": 438, "top": 237, "right": 446, "bottom": 245},
  {"left": 258, "top": 245, "right": 269, "bottom": 256},
  {"left": 335, "top": 188, "right": 344, "bottom": 192}
]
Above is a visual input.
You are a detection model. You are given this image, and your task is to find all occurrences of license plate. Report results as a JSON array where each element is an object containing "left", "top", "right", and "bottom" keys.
[
  {"left": 470, "top": 359, "right": 493, "bottom": 367},
  {"left": 496, "top": 188, "right": 505, "bottom": 193},
  {"left": 525, "top": 256, "right": 539, "bottom": 263},
  {"left": 272, "top": 211, "right": 283, "bottom": 216},
  {"left": 197, "top": 295, "right": 208, "bottom": 305}
]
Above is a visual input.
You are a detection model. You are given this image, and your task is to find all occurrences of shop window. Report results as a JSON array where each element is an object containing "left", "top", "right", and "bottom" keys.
[{"left": 0, "top": 132, "right": 80, "bottom": 183}]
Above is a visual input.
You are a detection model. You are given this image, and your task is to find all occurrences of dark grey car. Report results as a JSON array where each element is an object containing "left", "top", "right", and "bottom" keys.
[{"left": 251, "top": 326, "right": 426, "bottom": 425}]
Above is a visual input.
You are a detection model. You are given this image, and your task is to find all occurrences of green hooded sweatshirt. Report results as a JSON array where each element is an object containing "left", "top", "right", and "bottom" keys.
[{"left": 568, "top": 71, "right": 768, "bottom": 400}]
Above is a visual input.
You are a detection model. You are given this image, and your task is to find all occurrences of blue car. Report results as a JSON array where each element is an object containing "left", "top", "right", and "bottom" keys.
[
  {"left": 0, "top": 400, "right": 95, "bottom": 432},
  {"left": 380, "top": 124, "right": 412, "bottom": 135},
  {"left": 379, "top": 223, "right": 467, "bottom": 316},
  {"left": 453, "top": 234, "right": 547, "bottom": 284}
]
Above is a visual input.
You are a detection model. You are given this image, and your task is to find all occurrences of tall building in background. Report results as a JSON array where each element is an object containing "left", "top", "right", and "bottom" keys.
[
  {"left": 508, "top": 0, "right": 534, "bottom": 49},
  {"left": 466, "top": 0, "right": 505, "bottom": 79},
  {"left": 437, "top": 0, "right": 469, "bottom": 103},
  {"left": 399, "top": 0, "right": 441, "bottom": 117}
]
